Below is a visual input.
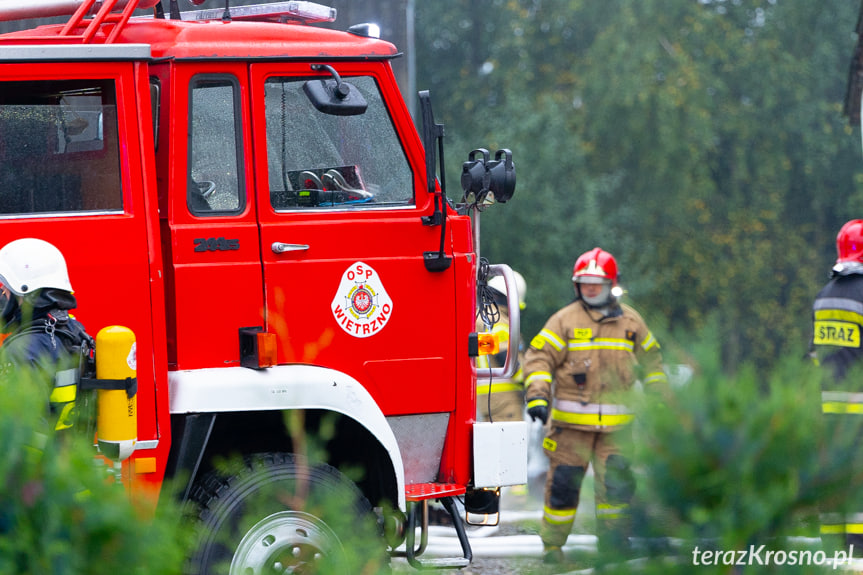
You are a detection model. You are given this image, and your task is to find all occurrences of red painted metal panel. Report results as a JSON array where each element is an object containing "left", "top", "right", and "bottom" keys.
[{"left": 405, "top": 482, "right": 466, "bottom": 502}]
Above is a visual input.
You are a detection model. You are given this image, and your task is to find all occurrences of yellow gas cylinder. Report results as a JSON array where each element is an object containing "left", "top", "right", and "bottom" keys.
[{"left": 95, "top": 326, "right": 137, "bottom": 468}]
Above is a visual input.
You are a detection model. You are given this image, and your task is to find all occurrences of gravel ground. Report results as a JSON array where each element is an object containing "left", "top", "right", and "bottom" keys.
[
  {"left": 391, "top": 553, "right": 594, "bottom": 575},
  {"left": 448, "top": 556, "right": 546, "bottom": 575},
  {"left": 391, "top": 556, "right": 533, "bottom": 575}
]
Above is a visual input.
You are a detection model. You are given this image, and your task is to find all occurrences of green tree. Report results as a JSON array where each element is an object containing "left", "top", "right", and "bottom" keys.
[
  {"left": 416, "top": 0, "right": 863, "bottom": 372},
  {"left": 415, "top": 0, "right": 616, "bottom": 340},
  {"left": 572, "top": 0, "right": 862, "bottom": 371}
]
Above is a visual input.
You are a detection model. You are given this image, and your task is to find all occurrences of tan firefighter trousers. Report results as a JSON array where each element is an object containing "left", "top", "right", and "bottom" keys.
[{"left": 540, "top": 426, "right": 634, "bottom": 550}]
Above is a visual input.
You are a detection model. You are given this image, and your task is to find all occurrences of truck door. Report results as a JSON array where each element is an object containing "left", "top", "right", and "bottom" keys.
[
  {"left": 249, "top": 62, "right": 457, "bottom": 415},
  {"left": 160, "top": 63, "right": 264, "bottom": 371},
  {"left": 0, "top": 55, "right": 162, "bottom": 444}
]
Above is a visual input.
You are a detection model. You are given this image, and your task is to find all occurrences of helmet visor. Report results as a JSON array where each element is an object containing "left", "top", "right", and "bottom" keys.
[{"left": 573, "top": 275, "right": 609, "bottom": 285}]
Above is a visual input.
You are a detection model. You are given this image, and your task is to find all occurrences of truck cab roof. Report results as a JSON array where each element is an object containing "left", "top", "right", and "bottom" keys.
[
  {"left": 0, "top": 4, "right": 398, "bottom": 61},
  {"left": 128, "top": 18, "right": 398, "bottom": 60}
]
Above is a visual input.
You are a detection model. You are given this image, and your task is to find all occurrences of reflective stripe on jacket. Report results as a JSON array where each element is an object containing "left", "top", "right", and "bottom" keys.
[
  {"left": 822, "top": 390, "right": 863, "bottom": 414},
  {"left": 524, "top": 300, "right": 666, "bottom": 432},
  {"left": 551, "top": 398, "right": 634, "bottom": 428}
]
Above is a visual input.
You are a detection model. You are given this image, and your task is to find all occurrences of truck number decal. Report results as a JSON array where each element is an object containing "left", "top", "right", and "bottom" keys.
[
  {"left": 331, "top": 262, "right": 393, "bottom": 338},
  {"left": 193, "top": 237, "right": 240, "bottom": 252}
]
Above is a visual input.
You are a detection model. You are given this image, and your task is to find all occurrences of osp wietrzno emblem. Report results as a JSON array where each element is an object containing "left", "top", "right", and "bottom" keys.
[{"left": 331, "top": 262, "right": 393, "bottom": 338}]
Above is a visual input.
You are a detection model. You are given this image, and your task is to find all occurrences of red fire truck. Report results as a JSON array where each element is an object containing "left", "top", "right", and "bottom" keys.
[{"left": 0, "top": 0, "right": 526, "bottom": 572}]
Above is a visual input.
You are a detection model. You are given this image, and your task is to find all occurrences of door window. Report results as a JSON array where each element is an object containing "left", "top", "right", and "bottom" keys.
[
  {"left": 263, "top": 75, "right": 413, "bottom": 210},
  {"left": 0, "top": 79, "right": 122, "bottom": 216},
  {"left": 188, "top": 75, "right": 244, "bottom": 215}
]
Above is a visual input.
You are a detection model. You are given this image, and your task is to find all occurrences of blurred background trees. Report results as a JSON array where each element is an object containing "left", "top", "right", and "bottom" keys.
[{"left": 413, "top": 0, "right": 863, "bottom": 374}]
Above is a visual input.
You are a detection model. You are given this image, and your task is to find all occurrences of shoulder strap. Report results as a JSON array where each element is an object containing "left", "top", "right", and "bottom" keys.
[
  {"left": 1, "top": 318, "right": 52, "bottom": 349},
  {"left": 46, "top": 311, "right": 96, "bottom": 378}
]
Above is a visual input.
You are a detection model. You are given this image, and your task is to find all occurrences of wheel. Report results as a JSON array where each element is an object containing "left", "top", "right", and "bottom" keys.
[{"left": 186, "top": 452, "right": 387, "bottom": 575}]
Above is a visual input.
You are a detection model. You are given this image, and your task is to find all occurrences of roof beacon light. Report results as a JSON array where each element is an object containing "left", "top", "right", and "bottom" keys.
[
  {"left": 348, "top": 23, "right": 380, "bottom": 39},
  {"left": 180, "top": 1, "right": 336, "bottom": 23}
]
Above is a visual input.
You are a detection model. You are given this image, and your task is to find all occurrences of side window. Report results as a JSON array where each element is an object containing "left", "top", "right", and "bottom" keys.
[
  {"left": 188, "top": 75, "right": 244, "bottom": 215},
  {"left": 264, "top": 75, "right": 413, "bottom": 210},
  {"left": 0, "top": 79, "right": 123, "bottom": 215}
]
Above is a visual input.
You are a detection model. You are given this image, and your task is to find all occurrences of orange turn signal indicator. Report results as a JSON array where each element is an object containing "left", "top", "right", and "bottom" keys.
[
  {"left": 257, "top": 332, "right": 278, "bottom": 368},
  {"left": 476, "top": 332, "right": 500, "bottom": 356},
  {"left": 240, "top": 327, "right": 278, "bottom": 369}
]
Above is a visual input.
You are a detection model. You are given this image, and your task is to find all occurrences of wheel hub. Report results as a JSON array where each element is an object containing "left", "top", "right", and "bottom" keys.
[{"left": 230, "top": 511, "right": 345, "bottom": 575}]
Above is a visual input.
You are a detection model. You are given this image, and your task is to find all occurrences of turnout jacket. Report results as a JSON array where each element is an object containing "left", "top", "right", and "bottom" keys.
[
  {"left": 812, "top": 272, "right": 863, "bottom": 390},
  {"left": 0, "top": 305, "right": 92, "bottom": 430},
  {"left": 524, "top": 300, "right": 666, "bottom": 432}
]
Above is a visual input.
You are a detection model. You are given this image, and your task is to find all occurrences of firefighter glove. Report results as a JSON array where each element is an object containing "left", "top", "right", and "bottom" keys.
[{"left": 527, "top": 398, "right": 549, "bottom": 424}]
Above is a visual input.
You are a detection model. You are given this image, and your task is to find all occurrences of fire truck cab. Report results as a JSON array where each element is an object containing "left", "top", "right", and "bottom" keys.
[{"left": 0, "top": 1, "right": 526, "bottom": 571}]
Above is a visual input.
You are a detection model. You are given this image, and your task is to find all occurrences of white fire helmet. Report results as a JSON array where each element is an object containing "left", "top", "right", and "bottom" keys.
[
  {"left": 0, "top": 238, "right": 73, "bottom": 296},
  {"left": 487, "top": 270, "right": 527, "bottom": 310}
]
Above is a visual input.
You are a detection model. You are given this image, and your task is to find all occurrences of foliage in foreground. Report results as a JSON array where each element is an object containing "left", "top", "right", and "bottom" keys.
[
  {"left": 595, "top": 342, "right": 863, "bottom": 573},
  {"left": 0, "top": 379, "right": 389, "bottom": 575},
  {"left": 0, "top": 380, "right": 188, "bottom": 575},
  {"left": 9, "top": 340, "right": 863, "bottom": 574}
]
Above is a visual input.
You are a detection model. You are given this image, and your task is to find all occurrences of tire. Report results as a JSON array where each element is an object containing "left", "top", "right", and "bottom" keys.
[{"left": 186, "top": 452, "right": 386, "bottom": 575}]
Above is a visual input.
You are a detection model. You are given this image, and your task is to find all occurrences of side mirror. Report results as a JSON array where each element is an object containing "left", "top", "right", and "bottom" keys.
[{"left": 303, "top": 64, "right": 367, "bottom": 116}]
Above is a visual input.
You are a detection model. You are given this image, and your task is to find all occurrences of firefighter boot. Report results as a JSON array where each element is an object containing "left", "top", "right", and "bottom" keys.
[{"left": 542, "top": 545, "right": 564, "bottom": 565}]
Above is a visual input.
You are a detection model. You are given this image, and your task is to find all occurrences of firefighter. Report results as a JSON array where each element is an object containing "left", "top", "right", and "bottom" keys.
[
  {"left": 524, "top": 247, "right": 667, "bottom": 564},
  {"left": 812, "top": 219, "right": 863, "bottom": 553},
  {"left": 476, "top": 271, "right": 527, "bottom": 422},
  {"left": 0, "top": 238, "right": 93, "bottom": 432}
]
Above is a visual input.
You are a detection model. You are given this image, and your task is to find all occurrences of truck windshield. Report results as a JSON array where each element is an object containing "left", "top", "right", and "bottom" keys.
[
  {"left": 264, "top": 75, "right": 413, "bottom": 210},
  {"left": 0, "top": 79, "right": 123, "bottom": 216}
]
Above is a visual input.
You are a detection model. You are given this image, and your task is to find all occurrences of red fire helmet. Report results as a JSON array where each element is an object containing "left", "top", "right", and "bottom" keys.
[
  {"left": 837, "top": 219, "right": 863, "bottom": 264},
  {"left": 572, "top": 247, "right": 618, "bottom": 285}
]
